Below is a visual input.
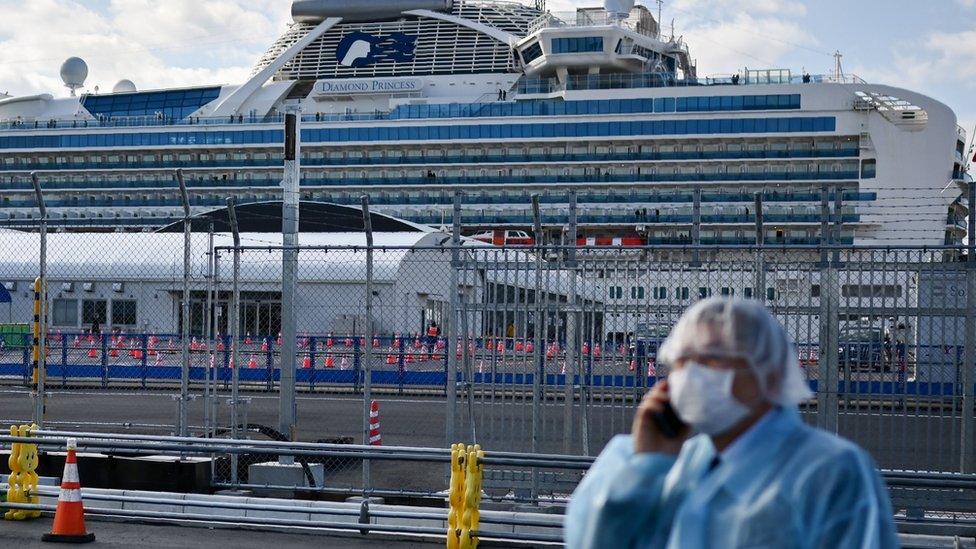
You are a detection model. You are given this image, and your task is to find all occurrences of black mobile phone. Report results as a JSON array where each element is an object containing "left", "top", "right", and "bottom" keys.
[{"left": 652, "top": 402, "right": 687, "bottom": 439}]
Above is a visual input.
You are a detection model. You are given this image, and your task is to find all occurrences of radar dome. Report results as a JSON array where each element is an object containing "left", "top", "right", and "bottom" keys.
[
  {"left": 113, "top": 79, "right": 137, "bottom": 94},
  {"left": 60, "top": 57, "right": 88, "bottom": 96},
  {"left": 604, "top": 0, "right": 635, "bottom": 17}
]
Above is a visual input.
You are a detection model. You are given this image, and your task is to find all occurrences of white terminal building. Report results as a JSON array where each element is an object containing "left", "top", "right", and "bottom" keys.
[{"left": 0, "top": 0, "right": 967, "bottom": 249}]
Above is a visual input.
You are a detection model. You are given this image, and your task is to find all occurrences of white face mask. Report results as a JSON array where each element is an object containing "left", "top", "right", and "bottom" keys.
[{"left": 668, "top": 361, "right": 752, "bottom": 436}]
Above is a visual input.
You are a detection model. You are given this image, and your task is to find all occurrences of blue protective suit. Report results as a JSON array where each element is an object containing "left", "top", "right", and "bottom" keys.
[{"left": 565, "top": 408, "right": 899, "bottom": 548}]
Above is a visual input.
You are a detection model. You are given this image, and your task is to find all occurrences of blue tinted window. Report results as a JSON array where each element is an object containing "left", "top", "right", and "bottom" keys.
[
  {"left": 521, "top": 41, "right": 544, "bottom": 63},
  {"left": 0, "top": 116, "right": 836, "bottom": 149},
  {"left": 81, "top": 87, "right": 220, "bottom": 121},
  {"left": 551, "top": 37, "right": 604, "bottom": 54}
]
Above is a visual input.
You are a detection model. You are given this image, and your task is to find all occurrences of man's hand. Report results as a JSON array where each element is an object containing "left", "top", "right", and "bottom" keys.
[{"left": 632, "top": 380, "right": 691, "bottom": 455}]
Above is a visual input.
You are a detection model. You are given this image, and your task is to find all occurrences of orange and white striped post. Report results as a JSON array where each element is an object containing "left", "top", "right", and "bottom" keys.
[
  {"left": 368, "top": 400, "right": 382, "bottom": 446},
  {"left": 42, "top": 438, "right": 95, "bottom": 544}
]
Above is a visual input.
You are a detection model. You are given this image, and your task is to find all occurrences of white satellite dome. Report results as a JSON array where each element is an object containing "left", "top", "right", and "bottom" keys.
[
  {"left": 60, "top": 57, "right": 88, "bottom": 96},
  {"left": 113, "top": 79, "right": 137, "bottom": 94},
  {"left": 604, "top": 0, "right": 635, "bottom": 17}
]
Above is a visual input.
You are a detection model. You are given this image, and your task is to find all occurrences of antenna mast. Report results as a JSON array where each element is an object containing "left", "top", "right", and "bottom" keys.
[
  {"left": 833, "top": 51, "right": 845, "bottom": 80},
  {"left": 656, "top": 0, "right": 663, "bottom": 40}
]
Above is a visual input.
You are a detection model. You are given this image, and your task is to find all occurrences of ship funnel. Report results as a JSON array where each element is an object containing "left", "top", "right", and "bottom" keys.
[{"left": 292, "top": 0, "right": 453, "bottom": 23}]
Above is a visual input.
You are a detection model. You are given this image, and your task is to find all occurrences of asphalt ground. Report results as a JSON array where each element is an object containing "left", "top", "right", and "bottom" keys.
[
  {"left": 1, "top": 516, "right": 972, "bottom": 548},
  {"left": 0, "top": 517, "right": 441, "bottom": 548}
]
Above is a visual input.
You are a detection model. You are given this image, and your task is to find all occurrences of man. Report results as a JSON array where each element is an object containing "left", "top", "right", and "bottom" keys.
[{"left": 566, "top": 298, "right": 898, "bottom": 548}]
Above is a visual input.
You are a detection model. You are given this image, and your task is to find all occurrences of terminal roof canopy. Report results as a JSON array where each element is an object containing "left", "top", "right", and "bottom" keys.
[{"left": 156, "top": 201, "right": 430, "bottom": 234}]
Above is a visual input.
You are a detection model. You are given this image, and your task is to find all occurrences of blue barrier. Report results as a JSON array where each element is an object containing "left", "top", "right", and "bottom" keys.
[{"left": 0, "top": 360, "right": 968, "bottom": 395}]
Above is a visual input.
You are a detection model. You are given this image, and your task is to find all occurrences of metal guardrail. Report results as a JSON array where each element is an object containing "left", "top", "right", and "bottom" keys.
[{"left": 3, "top": 431, "right": 976, "bottom": 540}]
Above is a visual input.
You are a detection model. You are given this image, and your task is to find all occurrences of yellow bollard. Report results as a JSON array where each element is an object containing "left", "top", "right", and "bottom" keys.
[
  {"left": 23, "top": 424, "right": 40, "bottom": 519},
  {"left": 5, "top": 425, "right": 23, "bottom": 520},
  {"left": 459, "top": 445, "right": 484, "bottom": 549},
  {"left": 3, "top": 424, "right": 39, "bottom": 521},
  {"left": 447, "top": 443, "right": 465, "bottom": 549}
]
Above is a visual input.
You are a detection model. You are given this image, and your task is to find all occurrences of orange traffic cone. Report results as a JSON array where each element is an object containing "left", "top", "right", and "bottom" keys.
[
  {"left": 42, "top": 438, "right": 95, "bottom": 544},
  {"left": 248, "top": 355, "right": 259, "bottom": 369},
  {"left": 302, "top": 356, "right": 312, "bottom": 369},
  {"left": 87, "top": 345, "right": 97, "bottom": 359},
  {"left": 629, "top": 359, "right": 636, "bottom": 372},
  {"left": 386, "top": 353, "right": 396, "bottom": 365},
  {"left": 325, "top": 354, "right": 335, "bottom": 369},
  {"left": 368, "top": 400, "right": 382, "bottom": 446}
]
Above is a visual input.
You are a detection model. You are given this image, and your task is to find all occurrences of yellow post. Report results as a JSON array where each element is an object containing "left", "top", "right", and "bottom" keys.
[
  {"left": 24, "top": 424, "right": 40, "bottom": 518},
  {"left": 459, "top": 445, "right": 484, "bottom": 549},
  {"left": 32, "top": 278, "right": 42, "bottom": 386},
  {"left": 4, "top": 424, "right": 39, "bottom": 521},
  {"left": 447, "top": 443, "right": 465, "bottom": 549},
  {"left": 4, "top": 425, "right": 23, "bottom": 520}
]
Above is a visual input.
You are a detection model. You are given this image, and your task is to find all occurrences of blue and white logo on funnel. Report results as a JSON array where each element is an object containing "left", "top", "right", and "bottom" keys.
[{"left": 336, "top": 32, "right": 417, "bottom": 68}]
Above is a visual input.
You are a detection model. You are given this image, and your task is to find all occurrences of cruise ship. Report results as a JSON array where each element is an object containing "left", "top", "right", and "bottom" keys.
[{"left": 0, "top": 0, "right": 969, "bottom": 248}]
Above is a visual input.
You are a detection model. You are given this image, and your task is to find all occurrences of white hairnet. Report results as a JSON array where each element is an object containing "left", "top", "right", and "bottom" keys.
[{"left": 658, "top": 297, "right": 813, "bottom": 406}]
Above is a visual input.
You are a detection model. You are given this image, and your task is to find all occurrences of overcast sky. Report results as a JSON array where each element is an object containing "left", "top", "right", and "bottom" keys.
[{"left": 0, "top": 0, "right": 973, "bottom": 140}]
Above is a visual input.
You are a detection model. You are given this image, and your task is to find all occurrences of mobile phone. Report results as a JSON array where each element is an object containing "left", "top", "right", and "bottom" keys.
[{"left": 652, "top": 402, "right": 687, "bottom": 439}]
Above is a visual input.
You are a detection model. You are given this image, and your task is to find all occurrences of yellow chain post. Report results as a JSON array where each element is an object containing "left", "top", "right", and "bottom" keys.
[
  {"left": 3, "top": 424, "right": 39, "bottom": 521},
  {"left": 32, "top": 278, "right": 42, "bottom": 386},
  {"left": 459, "top": 444, "right": 484, "bottom": 549},
  {"left": 447, "top": 443, "right": 465, "bottom": 549},
  {"left": 4, "top": 425, "right": 23, "bottom": 520},
  {"left": 24, "top": 424, "right": 40, "bottom": 518}
]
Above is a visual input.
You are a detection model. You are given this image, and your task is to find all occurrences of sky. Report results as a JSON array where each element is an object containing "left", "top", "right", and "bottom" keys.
[{"left": 0, "top": 0, "right": 973, "bottom": 141}]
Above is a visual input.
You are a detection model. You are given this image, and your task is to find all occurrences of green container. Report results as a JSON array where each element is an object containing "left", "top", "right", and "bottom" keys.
[{"left": 0, "top": 324, "right": 30, "bottom": 348}]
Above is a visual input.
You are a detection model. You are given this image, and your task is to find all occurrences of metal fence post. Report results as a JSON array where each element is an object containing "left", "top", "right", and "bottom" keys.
[
  {"left": 963, "top": 181, "right": 976, "bottom": 472},
  {"left": 176, "top": 169, "right": 191, "bottom": 439},
  {"left": 563, "top": 191, "right": 579, "bottom": 455},
  {"left": 212, "top": 249, "right": 222, "bottom": 439},
  {"left": 361, "top": 196, "right": 374, "bottom": 494},
  {"left": 446, "top": 192, "right": 461, "bottom": 446},
  {"left": 228, "top": 198, "right": 241, "bottom": 486},
  {"left": 817, "top": 185, "right": 839, "bottom": 433},
  {"left": 204, "top": 221, "right": 214, "bottom": 438},
  {"left": 280, "top": 109, "right": 301, "bottom": 455},
  {"left": 31, "top": 173, "right": 46, "bottom": 428},
  {"left": 531, "top": 194, "right": 543, "bottom": 501}
]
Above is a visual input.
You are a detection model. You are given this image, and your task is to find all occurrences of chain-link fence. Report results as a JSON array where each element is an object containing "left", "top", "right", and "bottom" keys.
[{"left": 2, "top": 200, "right": 976, "bottom": 500}]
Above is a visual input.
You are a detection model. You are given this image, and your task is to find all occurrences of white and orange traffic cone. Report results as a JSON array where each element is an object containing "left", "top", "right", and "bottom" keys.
[
  {"left": 42, "top": 438, "right": 95, "bottom": 544},
  {"left": 248, "top": 355, "right": 259, "bottom": 369},
  {"left": 368, "top": 400, "right": 382, "bottom": 446}
]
